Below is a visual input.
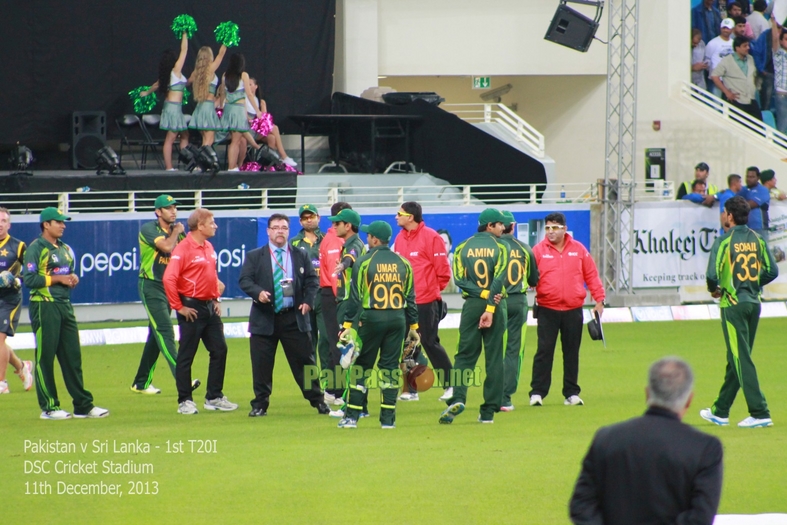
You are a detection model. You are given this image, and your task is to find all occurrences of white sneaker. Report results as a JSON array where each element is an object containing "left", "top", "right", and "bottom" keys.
[
  {"left": 530, "top": 395, "right": 543, "bottom": 406},
  {"left": 227, "top": 167, "right": 240, "bottom": 172},
  {"left": 699, "top": 408, "right": 729, "bottom": 426},
  {"left": 398, "top": 392, "right": 419, "bottom": 401},
  {"left": 477, "top": 415, "right": 494, "bottom": 424},
  {"left": 130, "top": 384, "right": 161, "bottom": 395},
  {"left": 564, "top": 395, "right": 584, "bottom": 406},
  {"left": 738, "top": 416, "right": 773, "bottom": 428},
  {"left": 204, "top": 396, "right": 239, "bottom": 411},
  {"left": 282, "top": 157, "right": 297, "bottom": 167},
  {"left": 324, "top": 392, "right": 337, "bottom": 404},
  {"left": 337, "top": 417, "right": 357, "bottom": 429},
  {"left": 18, "top": 360, "right": 34, "bottom": 391},
  {"left": 329, "top": 408, "right": 345, "bottom": 418},
  {"left": 381, "top": 423, "right": 396, "bottom": 429},
  {"left": 178, "top": 400, "right": 199, "bottom": 415},
  {"left": 0, "top": 380, "right": 8, "bottom": 394},
  {"left": 74, "top": 406, "right": 110, "bottom": 419},
  {"left": 500, "top": 405, "right": 515, "bottom": 412},
  {"left": 40, "top": 409, "right": 72, "bottom": 420},
  {"left": 438, "top": 387, "right": 454, "bottom": 402}
]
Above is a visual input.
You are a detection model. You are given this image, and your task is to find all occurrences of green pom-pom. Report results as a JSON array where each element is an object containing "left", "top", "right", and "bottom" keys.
[
  {"left": 182, "top": 87, "right": 191, "bottom": 106},
  {"left": 215, "top": 21, "right": 240, "bottom": 47},
  {"left": 172, "top": 14, "right": 197, "bottom": 39},
  {"left": 129, "top": 86, "right": 158, "bottom": 114}
]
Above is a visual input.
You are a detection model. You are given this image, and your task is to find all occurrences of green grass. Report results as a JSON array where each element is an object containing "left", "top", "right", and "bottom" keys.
[{"left": 2, "top": 319, "right": 786, "bottom": 524}]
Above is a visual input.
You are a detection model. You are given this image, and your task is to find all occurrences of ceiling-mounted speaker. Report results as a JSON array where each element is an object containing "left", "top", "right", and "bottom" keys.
[{"left": 544, "top": 2, "right": 600, "bottom": 53}]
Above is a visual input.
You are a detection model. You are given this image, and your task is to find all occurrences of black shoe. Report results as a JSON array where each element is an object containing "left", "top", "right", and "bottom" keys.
[
  {"left": 249, "top": 408, "right": 267, "bottom": 417},
  {"left": 191, "top": 379, "right": 201, "bottom": 391},
  {"left": 316, "top": 402, "right": 330, "bottom": 415}
]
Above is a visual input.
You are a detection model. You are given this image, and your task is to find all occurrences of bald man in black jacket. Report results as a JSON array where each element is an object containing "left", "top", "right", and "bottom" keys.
[{"left": 569, "top": 357, "right": 723, "bottom": 525}]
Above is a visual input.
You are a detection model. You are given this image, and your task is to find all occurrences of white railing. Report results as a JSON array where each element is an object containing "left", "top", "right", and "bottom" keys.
[
  {"left": 441, "top": 103, "right": 546, "bottom": 158},
  {"left": 680, "top": 81, "right": 787, "bottom": 151},
  {"left": 0, "top": 181, "right": 673, "bottom": 215}
]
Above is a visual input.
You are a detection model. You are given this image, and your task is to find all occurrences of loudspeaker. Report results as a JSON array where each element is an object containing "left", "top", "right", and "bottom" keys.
[
  {"left": 544, "top": 4, "right": 599, "bottom": 53},
  {"left": 71, "top": 111, "right": 107, "bottom": 169}
]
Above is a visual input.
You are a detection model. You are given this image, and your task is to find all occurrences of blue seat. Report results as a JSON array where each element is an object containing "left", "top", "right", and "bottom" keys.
[{"left": 762, "top": 110, "right": 776, "bottom": 129}]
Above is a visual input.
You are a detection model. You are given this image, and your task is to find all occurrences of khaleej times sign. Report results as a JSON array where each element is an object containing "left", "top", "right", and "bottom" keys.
[
  {"left": 633, "top": 202, "right": 721, "bottom": 288},
  {"left": 633, "top": 201, "right": 787, "bottom": 299}
]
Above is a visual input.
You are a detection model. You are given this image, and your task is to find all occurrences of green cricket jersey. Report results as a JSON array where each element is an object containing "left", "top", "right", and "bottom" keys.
[
  {"left": 706, "top": 225, "right": 778, "bottom": 307},
  {"left": 499, "top": 234, "right": 539, "bottom": 295},
  {"left": 291, "top": 228, "right": 324, "bottom": 277},
  {"left": 139, "top": 221, "right": 185, "bottom": 281},
  {"left": 336, "top": 233, "right": 366, "bottom": 303},
  {"left": 0, "top": 235, "right": 25, "bottom": 302},
  {"left": 23, "top": 236, "right": 76, "bottom": 303},
  {"left": 344, "top": 245, "right": 418, "bottom": 328},
  {"left": 453, "top": 232, "right": 508, "bottom": 312}
]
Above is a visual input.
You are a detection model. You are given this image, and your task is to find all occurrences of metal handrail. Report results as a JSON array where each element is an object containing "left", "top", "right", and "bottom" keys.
[
  {"left": 441, "top": 103, "right": 546, "bottom": 157},
  {"left": 0, "top": 181, "right": 674, "bottom": 215},
  {"left": 680, "top": 81, "right": 787, "bottom": 151}
]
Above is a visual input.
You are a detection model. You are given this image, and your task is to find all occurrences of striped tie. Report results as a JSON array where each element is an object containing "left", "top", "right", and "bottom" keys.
[{"left": 273, "top": 248, "right": 284, "bottom": 313}]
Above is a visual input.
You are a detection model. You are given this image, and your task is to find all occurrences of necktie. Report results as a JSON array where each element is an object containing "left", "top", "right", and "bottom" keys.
[{"left": 273, "top": 248, "right": 284, "bottom": 313}]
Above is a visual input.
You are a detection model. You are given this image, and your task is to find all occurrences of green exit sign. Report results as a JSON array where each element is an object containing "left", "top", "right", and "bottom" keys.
[{"left": 472, "top": 76, "right": 490, "bottom": 89}]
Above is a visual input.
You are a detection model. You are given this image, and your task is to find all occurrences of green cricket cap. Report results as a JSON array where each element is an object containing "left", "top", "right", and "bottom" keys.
[
  {"left": 40, "top": 207, "right": 71, "bottom": 223},
  {"left": 299, "top": 204, "right": 319, "bottom": 217},
  {"left": 501, "top": 210, "right": 516, "bottom": 226},
  {"left": 478, "top": 208, "right": 506, "bottom": 226},
  {"left": 361, "top": 221, "right": 392, "bottom": 242},
  {"left": 760, "top": 169, "right": 775, "bottom": 183},
  {"left": 328, "top": 208, "right": 361, "bottom": 227},
  {"left": 154, "top": 194, "right": 180, "bottom": 209}
]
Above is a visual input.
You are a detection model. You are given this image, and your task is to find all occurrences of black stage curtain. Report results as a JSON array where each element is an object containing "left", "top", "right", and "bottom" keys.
[
  {"left": 331, "top": 93, "right": 548, "bottom": 194},
  {"left": 0, "top": 1, "right": 335, "bottom": 145}
]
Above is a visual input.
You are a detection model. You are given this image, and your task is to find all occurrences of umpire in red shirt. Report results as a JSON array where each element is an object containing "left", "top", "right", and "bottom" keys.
[
  {"left": 530, "top": 212, "right": 605, "bottom": 407},
  {"left": 393, "top": 201, "right": 453, "bottom": 399},
  {"left": 164, "top": 208, "right": 237, "bottom": 415}
]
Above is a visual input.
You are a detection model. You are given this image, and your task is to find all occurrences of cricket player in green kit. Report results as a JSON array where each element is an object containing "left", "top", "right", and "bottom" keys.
[
  {"left": 337, "top": 221, "right": 419, "bottom": 429},
  {"left": 327, "top": 207, "right": 368, "bottom": 417},
  {"left": 23, "top": 207, "right": 109, "bottom": 420},
  {"left": 440, "top": 208, "right": 509, "bottom": 424},
  {"left": 290, "top": 204, "right": 331, "bottom": 375},
  {"left": 701, "top": 196, "right": 778, "bottom": 428},
  {"left": 499, "top": 211, "right": 539, "bottom": 412},
  {"left": 131, "top": 194, "right": 190, "bottom": 394}
]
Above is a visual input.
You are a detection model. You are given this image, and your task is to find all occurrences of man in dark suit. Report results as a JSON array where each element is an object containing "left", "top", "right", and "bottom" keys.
[
  {"left": 569, "top": 357, "right": 723, "bottom": 525},
  {"left": 239, "top": 213, "right": 330, "bottom": 417}
]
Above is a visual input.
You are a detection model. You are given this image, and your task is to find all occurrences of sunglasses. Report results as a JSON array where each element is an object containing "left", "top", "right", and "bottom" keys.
[
  {"left": 397, "top": 211, "right": 413, "bottom": 217},
  {"left": 544, "top": 225, "right": 565, "bottom": 232}
]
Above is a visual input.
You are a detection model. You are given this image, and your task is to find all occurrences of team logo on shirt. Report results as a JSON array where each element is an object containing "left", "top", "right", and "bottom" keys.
[
  {"left": 26, "top": 263, "right": 37, "bottom": 272},
  {"left": 52, "top": 266, "right": 70, "bottom": 275},
  {"left": 51, "top": 254, "right": 59, "bottom": 263}
]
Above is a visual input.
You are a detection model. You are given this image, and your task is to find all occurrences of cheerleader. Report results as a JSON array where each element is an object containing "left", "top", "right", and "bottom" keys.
[
  {"left": 153, "top": 32, "right": 190, "bottom": 171},
  {"left": 222, "top": 53, "right": 262, "bottom": 171},
  {"left": 188, "top": 44, "right": 227, "bottom": 147},
  {"left": 246, "top": 77, "right": 297, "bottom": 167}
]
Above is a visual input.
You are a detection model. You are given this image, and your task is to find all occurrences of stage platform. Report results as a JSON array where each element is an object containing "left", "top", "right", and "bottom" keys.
[{"left": 0, "top": 169, "right": 298, "bottom": 212}]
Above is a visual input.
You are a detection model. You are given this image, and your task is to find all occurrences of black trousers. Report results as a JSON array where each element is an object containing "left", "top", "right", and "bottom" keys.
[
  {"left": 175, "top": 298, "right": 228, "bottom": 404},
  {"left": 417, "top": 300, "right": 452, "bottom": 387},
  {"left": 320, "top": 287, "right": 342, "bottom": 396},
  {"left": 249, "top": 309, "right": 323, "bottom": 411},
  {"left": 529, "top": 306, "right": 583, "bottom": 399}
]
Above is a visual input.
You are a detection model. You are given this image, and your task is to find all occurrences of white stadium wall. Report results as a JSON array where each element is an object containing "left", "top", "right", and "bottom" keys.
[{"left": 335, "top": 0, "right": 787, "bottom": 187}]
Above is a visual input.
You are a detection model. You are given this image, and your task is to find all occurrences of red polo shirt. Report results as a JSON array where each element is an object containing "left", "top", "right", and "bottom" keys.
[
  {"left": 163, "top": 232, "right": 220, "bottom": 311},
  {"left": 319, "top": 226, "right": 344, "bottom": 293},
  {"left": 393, "top": 221, "right": 451, "bottom": 304},
  {"left": 533, "top": 233, "right": 605, "bottom": 311}
]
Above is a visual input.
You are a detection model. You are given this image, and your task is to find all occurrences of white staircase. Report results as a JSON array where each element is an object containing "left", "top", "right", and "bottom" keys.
[{"left": 441, "top": 103, "right": 555, "bottom": 182}]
